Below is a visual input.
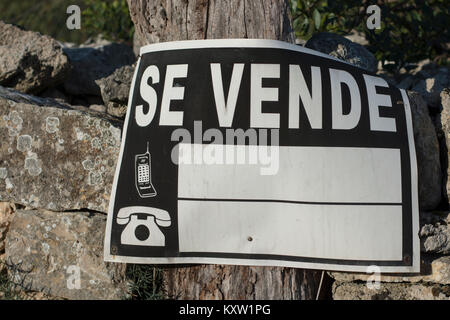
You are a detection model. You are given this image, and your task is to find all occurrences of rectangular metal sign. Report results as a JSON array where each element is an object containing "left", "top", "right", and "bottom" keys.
[{"left": 104, "top": 39, "right": 419, "bottom": 272}]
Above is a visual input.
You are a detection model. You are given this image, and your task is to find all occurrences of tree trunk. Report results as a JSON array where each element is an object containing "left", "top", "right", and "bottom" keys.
[
  {"left": 128, "top": 0, "right": 295, "bottom": 45},
  {"left": 164, "top": 264, "right": 324, "bottom": 300},
  {"left": 127, "top": 0, "right": 323, "bottom": 300}
]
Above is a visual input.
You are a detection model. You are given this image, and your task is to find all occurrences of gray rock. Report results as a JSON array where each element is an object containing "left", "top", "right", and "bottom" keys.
[
  {"left": 410, "top": 59, "right": 433, "bottom": 76},
  {"left": 397, "top": 75, "right": 417, "bottom": 90},
  {"left": 40, "top": 87, "right": 70, "bottom": 104},
  {"left": 0, "top": 21, "right": 70, "bottom": 94},
  {"left": 0, "top": 202, "right": 15, "bottom": 252},
  {"left": 5, "top": 209, "right": 129, "bottom": 300},
  {"left": 106, "top": 101, "right": 128, "bottom": 119},
  {"left": 439, "top": 89, "right": 450, "bottom": 204},
  {"left": 344, "top": 30, "right": 369, "bottom": 46},
  {"left": 442, "top": 88, "right": 450, "bottom": 114},
  {"left": 0, "top": 86, "right": 122, "bottom": 213},
  {"left": 412, "top": 68, "right": 449, "bottom": 109},
  {"left": 0, "top": 253, "right": 5, "bottom": 273},
  {"left": 63, "top": 41, "right": 135, "bottom": 97},
  {"left": 0, "top": 289, "right": 61, "bottom": 300},
  {"left": 329, "top": 255, "right": 450, "bottom": 285},
  {"left": 295, "top": 38, "right": 306, "bottom": 46},
  {"left": 391, "top": 62, "right": 448, "bottom": 91},
  {"left": 89, "top": 104, "right": 107, "bottom": 113},
  {"left": 333, "top": 281, "right": 450, "bottom": 300},
  {"left": 408, "top": 91, "right": 442, "bottom": 210},
  {"left": 305, "top": 32, "right": 378, "bottom": 72},
  {"left": 95, "top": 64, "right": 134, "bottom": 118},
  {"left": 420, "top": 211, "right": 450, "bottom": 254}
]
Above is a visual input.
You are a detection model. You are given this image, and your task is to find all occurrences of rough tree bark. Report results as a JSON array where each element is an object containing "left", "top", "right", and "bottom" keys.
[{"left": 127, "top": 0, "right": 323, "bottom": 299}]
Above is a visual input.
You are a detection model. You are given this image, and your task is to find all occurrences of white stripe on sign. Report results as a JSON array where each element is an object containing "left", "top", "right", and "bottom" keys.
[
  {"left": 178, "top": 144, "right": 402, "bottom": 204},
  {"left": 177, "top": 200, "right": 403, "bottom": 261}
]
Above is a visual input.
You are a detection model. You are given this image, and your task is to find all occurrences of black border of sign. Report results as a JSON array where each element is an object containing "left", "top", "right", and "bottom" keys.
[{"left": 103, "top": 39, "right": 420, "bottom": 273}]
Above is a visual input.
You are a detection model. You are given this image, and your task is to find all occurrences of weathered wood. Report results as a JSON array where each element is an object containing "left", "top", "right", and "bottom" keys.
[
  {"left": 164, "top": 264, "right": 323, "bottom": 300},
  {"left": 128, "top": 0, "right": 295, "bottom": 46},
  {"left": 127, "top": 0, "right": 322, "bottom": 300}
]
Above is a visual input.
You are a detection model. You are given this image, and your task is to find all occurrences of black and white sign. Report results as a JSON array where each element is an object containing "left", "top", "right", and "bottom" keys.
[{"left": 104, "top": 39, "right": 419, "bottom": 272}]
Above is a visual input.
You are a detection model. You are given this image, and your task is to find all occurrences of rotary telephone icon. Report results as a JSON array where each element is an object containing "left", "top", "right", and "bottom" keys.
[{"left": 116, "top": 206, "right": 171, "bottom": 246}]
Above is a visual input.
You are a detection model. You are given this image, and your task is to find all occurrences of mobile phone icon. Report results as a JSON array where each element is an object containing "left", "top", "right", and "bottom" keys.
[{"left": 135, "top": 142, "right": 157, "bottom": 198}]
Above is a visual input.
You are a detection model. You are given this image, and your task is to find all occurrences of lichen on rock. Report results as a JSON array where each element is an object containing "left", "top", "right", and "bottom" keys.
[
  {"left": 0, "top": 86, "right": 122, "bottom": 213},
  {"left": 5, "top": 209, "right": 129, "bottom": 300}
]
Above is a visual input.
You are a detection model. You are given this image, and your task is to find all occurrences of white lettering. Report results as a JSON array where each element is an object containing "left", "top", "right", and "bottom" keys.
[
  {"left": 364, "top": 74, "right": 396, "bottom": 132},
  {"left": 250, "top": 64, "right": 280, "bottom": 128},
  {"left": 289, "top": 65, "right": 322, "bottom": 129},
  {"left": 136, "top": 65, "right": 159, "bottom": 127},
  {"left": 330, "top": 69, "right": 361, "bottom": 130},
  {"left": 160, "top": 64, "right": 188, "bottom": 126},
  {"left": 211, "top": 63, "right": 244, "bottom": 127}
]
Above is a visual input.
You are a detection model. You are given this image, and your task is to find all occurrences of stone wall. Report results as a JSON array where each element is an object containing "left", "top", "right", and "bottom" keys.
[
  {"left": 0, "top": 21, "right": 449, "bottom": 299},
  {"left": 0, "top": 22, "right": 135, "bottom": 300}
]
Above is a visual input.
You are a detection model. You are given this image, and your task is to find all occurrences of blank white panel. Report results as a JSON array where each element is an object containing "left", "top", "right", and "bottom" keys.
[
  {"left": 178, "top": 200, "right": 403, "bottom": 261},
  {"left": 178, "top": 145, "right": 402, "bottom": 203}
]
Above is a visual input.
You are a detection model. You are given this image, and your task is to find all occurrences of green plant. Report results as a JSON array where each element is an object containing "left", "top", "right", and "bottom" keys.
[
  {"left": 290, "top": 0, "right": 449, "bottom": 71},
  {"left": 0, "top": 261, "right": 28, "bottom": 300},
  {"left": 82, "top": 0, "right": 134, "bottom": 44},
  {"left": 0, "top": 0, "right": 89, "bottom": 43},
  {"left": 0, "top": 259, "right": 55, "bottom": 300},
  {"left": 290, "top": 0, "right": 359, "bottom": 40},
  {"left": 126, "top": 264, "right": 165, "bottom": 300},
  {"left": 365, "top": 0, "right": 449, "bottom": 71},
  {"left": 0, "top": 0, "right": 134, "bottom": 44},
  {"left": 0, "top": 265, "right": 17, "bottom": 300}
]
